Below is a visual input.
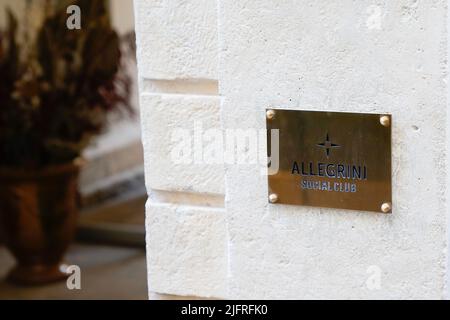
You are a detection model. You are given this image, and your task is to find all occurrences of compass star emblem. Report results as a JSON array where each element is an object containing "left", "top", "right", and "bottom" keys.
[{"left": 317, "top": 133, "right": 340, "bottom": 158}]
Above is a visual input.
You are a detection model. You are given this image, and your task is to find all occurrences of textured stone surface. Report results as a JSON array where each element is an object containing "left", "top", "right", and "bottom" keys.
[
  {"left": 219, "top": 0, "right": 449, "bottom": 299},
  {"left": 146, "top": 201, "right": 227, "bottom": 298},
  {"left": 134, "top": 0, "right": 218, "bottom": 80},
  {"left": 136, "top": 0, "right": 450, "bottom": 299},
  {"left": 140, "top": 94, "right": 224, "bottom": 195},
  {"left": 134, "top": 0, "right": 225, "bottom": 300}
]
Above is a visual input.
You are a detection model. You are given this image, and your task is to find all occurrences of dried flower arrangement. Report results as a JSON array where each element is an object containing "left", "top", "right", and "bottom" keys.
[{"left": 0, "top": 0, "right": 133, "bottom": 168}]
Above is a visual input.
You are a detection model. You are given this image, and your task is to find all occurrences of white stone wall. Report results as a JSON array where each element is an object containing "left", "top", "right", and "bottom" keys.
[
  {"left": 136, "top": 0, "right": 450, "bottom": 299},
  {"left": 134, "top": 0, "right": 227, "bottom": 299}
]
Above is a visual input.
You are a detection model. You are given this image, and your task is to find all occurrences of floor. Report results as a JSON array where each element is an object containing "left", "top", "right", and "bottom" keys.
[
  {"left": 80, "top": 196, "right": 146, "bottom": 225},
  {"left": 0, "top": 195, "right": 148, "bottom": 300},
  {"left": 0, "top": 244, "right": 148, "bottom": 300}
]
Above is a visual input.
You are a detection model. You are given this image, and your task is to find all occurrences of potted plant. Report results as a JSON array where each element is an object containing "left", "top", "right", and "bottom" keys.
[{"left": 0, "top": 0, "right": 133, "bottom": 285}]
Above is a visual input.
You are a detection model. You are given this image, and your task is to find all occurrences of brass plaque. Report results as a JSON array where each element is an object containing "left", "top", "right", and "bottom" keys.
[{"left": 266, "top": 109, "right": 392, "bottom": 213}]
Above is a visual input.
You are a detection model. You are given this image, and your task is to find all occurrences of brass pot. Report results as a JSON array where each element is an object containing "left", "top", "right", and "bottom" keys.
[{"left": 0, "top": 159, "right": 83, "bottom": 285}]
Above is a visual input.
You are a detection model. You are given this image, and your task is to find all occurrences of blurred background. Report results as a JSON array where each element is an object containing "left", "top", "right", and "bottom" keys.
[{"left": 0, "top": 0, "right": 147, "bottom": 299}]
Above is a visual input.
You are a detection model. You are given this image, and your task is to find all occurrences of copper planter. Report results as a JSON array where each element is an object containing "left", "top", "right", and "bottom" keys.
[{"left": 0, "top": 159, "right": 82, "bottom": 285}]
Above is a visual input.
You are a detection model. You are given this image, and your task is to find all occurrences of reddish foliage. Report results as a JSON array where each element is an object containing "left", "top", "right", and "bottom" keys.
[{"left": 0, "top": 0, "right": 134, "bottom": 168}]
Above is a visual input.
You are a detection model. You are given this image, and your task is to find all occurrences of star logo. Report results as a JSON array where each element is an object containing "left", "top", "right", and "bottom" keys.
[{"left": 317, "top": 133, "right": 340, "bottom": 158}]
